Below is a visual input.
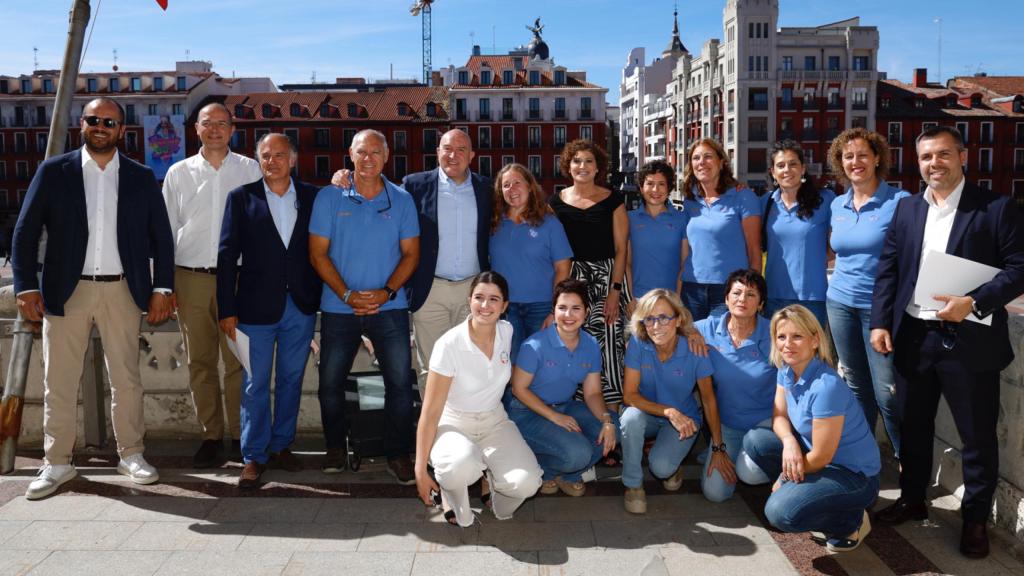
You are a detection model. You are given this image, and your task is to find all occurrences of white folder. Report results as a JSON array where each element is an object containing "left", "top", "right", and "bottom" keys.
[{"left": 913, "top": 250, "right": 1001, "bottom": 326}]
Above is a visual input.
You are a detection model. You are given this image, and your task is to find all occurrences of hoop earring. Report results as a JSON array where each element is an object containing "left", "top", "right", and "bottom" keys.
[{"left": 800, "top": 177, "right": 806, "bottom": 183}]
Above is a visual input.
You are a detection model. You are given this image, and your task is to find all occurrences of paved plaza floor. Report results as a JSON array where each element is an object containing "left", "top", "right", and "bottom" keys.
[{"left": 1, "top": 441, "right": 1022, "bottom": 575}]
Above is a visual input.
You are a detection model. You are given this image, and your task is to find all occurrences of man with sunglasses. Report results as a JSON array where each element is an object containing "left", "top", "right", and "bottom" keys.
[
  {"left": 12, "top": 97, "right": 175, "bottom": 500},
  {"left": 310, "top": 129, "right": 420, "bottom": 482},
  {"left": 870, "top": 125, "right": 1024, "bottom": 558},
  {"left": 163, "top": 102, "right": 261, "bottom": 468}
]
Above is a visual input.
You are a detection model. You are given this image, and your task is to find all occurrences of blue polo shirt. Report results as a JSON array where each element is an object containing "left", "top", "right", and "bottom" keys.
[
  {"left": 694, "top": 313, "right": 776, "bottom": 431},
  {"left": 682, "top": 187, "right": 760, "bottom": 284},
  {"left": 827, "top": 183, "right": 909, "bottom": 309},
  {"left": 628, "top": 206, "right": 688, "bottom": 297},
  {"left": 763, "top": 189, "right": 835, "bottom": 301},
  {"left": 516, "top": 324, "right": 602, "bottom": 405},
  {"left": 490, "top": 214, "right": 573, "bottom": 304},
  {"left": 309, "top": 180, "right": 419, "bottom": 313},
  {"left": 780, "top": 357, "right": 881, "bottom": 476},
  {"left": 624, "top": 334, "right": 714, "bottom": 425}
]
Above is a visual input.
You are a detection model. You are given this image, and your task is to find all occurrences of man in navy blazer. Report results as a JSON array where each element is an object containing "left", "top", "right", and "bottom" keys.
[
  {"left": 217, "top": 133, "right": 322, "bottom": 489},
  {"left": 870, "top": 125, "right": 1024, "bottom": 558},
  {"left": 13, "top": 97, "right": 175, "bottom": 500}
]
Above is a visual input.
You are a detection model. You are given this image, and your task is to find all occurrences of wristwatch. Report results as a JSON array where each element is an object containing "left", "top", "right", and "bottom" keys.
[
  {"left": 611, "top": 282, "right": 623, "bottom": 291},
  {"left": 342, "top": 289, "right": 352, "bottom": 303},
  {"left": 970, "top": 296, "right": 985, "bottom": 319},
  {"left": 385, "top": 286, "right": 397, "bottom": 301},
  {"left": 711, "top": 442, "right": 727, "bottom": 453}
]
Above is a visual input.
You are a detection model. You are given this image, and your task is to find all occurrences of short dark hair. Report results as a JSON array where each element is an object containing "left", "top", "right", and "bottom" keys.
[
  {"left": 724, "top": 269, "right": 767, "bottom": 307},
  {"left": 636, "top": 160, "right": 676, "bottom": 192},
  {"left": 916, "top": 124, "right": 965, "bottom": 151},
  {"left": 469, "top": 271, "right": 509, "bottom": 302},
  {"left": 552, "top": 279, "right": 589, "bottom": 310},
  {"left": 559, "top": 139, "right": 609, "bottom": 177}
]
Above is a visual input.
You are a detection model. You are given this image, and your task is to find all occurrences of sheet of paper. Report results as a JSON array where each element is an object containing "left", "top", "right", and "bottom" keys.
[
  {"left": 913, "top": 250, "right": 1001, "bottom": 326},
  {"left": 226, "top": 328, "right": 253, "bottom": 377}
]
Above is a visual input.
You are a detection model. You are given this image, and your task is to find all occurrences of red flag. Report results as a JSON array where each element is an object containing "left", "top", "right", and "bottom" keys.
[{"left": 155, "top": 0, "right": 167, "bottom": 9}]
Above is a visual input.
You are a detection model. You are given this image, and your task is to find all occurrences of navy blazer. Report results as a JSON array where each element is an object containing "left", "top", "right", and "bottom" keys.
[
  {"left": 217, "top": 179, "right": 322, "bottom": 325},
  {"left": 402, "top": 169, "right": 492, "bottom": 312},
  {"left": 870, "top": 182, "right": 1024, "bottom": 372},
  {"left": 12, "top": 149, "right": 174, "bottom": 315}
]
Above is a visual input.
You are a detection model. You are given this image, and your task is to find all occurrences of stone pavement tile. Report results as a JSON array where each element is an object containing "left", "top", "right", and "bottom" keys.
[
  {"left": 411, "top": 551, "right": 539, "bottom": 575},
  {"left": 0, "top": 550, "right": 50, "bottom": 575},
  {"left": 476, "top": 521, "right": 596, "bottom": 551},
  {"left": 0, "top": 495, "right": 115, "bottom": 520},
  {"left": 533, "top": 495, "right": 754, "bottom": 523},
  {"left": 315, "top": 498, "right": 437, "bottom": 524},
  {"left": 357, "top": 522, "right": 479, "bottom": 552},
  {"left": 154, "top": 550, "right": 293, "bottom": 576},
  {"left": 0, "top": 520, "right": 30, "bottom": 546},
  {"left": 536, "top": 549, "right": 670, "bottom": 576},
  {"left": 661, "top": 544, "right": 798, "bottom": 576},
  {"left": 3, "top": 520, "right": 142, "bottom": 551},
  {"left": 695, "top": 518, "right": 778, "bottom": 546},
  {"left": 27, "top": 550, "right": 172, "bottom": 576},
  {"left": 592, "top": 519, "right": 716, "bottom": 549},
  {"left": 832, "top": 545, "right": 897, "bottom": 576},
  {"left": 912, "top": 537, "right": 1017, "bottom": 576},
  {"left": 238, "top": 523, "right": 365, "bottom": 552},
  {"left": 207, "top": 497, "right": 324, "bottom": 523},
  {"left": 283, "top": 551, "right": 415, "bottom": 576},
  {"left": 95, "top": 496, "right": 217, "bottom": 522},
  {"left": 119, "top": 521, "right": 250, "bottom": 551}
]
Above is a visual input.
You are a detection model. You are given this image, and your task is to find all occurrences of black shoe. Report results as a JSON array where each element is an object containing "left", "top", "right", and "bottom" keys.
[
  {"left": 192, "top": 439, "right": 225, "bottom": 469},
  {"left": 229, "top": 439, "right": 242, "bottom": 462},
  {"left": 960, "top": 521, "right": 990, "bottom": 559},
  {"left": 874, "top": 498, "right": 928, "bottom": 526}
]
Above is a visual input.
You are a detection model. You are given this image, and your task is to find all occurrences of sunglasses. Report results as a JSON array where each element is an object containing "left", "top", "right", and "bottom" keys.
[{"left": 83, "top": 115, "right": 121, "bottom": 128}]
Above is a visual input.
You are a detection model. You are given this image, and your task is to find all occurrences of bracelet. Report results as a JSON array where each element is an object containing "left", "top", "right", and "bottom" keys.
[{"left": 341, "top": 289, "right": 352, "bottom": 303}]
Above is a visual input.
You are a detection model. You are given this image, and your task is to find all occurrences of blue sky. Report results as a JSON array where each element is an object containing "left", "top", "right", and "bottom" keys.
[{"left": 2, "top": 0, "right": 1020, "bottom": 104}]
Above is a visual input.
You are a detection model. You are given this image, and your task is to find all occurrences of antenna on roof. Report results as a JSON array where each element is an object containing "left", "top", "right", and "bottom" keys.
[
  {"left": 933, "top": 17, "right": 942, "bottom": 84},
  {"left": 186, "top": 49, "right": 190, "bottom": 61},
  {"left": 33, "top": 47, "right": 38, "bottom": 70},
  {"left": 112, "top": 48, "right": 118, "bottom": 71},
  {"left": 311, "top": 70, "right": 317, "bottom": 83}
]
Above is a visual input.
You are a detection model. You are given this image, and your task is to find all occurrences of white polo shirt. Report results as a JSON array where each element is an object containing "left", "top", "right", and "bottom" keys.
[{"left": 430, "top": 318, "right": 513, "bottom": 412}]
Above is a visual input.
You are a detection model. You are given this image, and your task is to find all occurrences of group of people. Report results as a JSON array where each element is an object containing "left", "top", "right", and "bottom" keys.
[{"left": 11, "top": 96, "right": 1024, "bottom": 560}]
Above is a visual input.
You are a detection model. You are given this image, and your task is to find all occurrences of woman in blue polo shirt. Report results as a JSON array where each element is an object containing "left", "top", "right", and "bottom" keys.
[
  {"left": 743, "top": 305, "right": 880, "bottom": 552},
  {"left": 762, "top": 140, "right": 835, "bottom": 329},
  {"left": 694, "top": 269, "right": 776, "bottom": 502},
  {"left": 681, "top": 139, "right": 762, "bottom": 321},
  {"left": 509, "top": 279, "right": 619, "bottom": 497},
  {"left": 627, "top": 161, "right": 688, "bottom": 309},
  {"left": 490, "top": 163, "right": 574, "bottom": 362},
  {"left": 620, "top": 289, "right": 717, "bottom": 514},
  {"left": 826, "top": 128, "right": 909, "bottom": 458}
]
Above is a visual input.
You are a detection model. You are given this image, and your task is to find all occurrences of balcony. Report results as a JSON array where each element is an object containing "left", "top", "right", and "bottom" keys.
[
  {"left": 852, "top": 102, "right": 868, "bottom": 111},
  {"left": 477, "top": 111, "right": 491, "bottom": 121},
  {"left": 553, "top": 109, "right": 567, "bottom": 120},
  {"left": 980, "top": 135, "right": 994, "bottom": 145},
  {"left": 749, "top": 130, "right": 768, "bottom": 142},
  {"left": 455, "top": 110, "right": 468, "bottom": 121},
  {"left": 826, "top": 129, "right": 842, "bottom": 140},
  {"left": 778, "top": 130, "right": 796, "bottom": 140},
  {"left": 577, "top": 110, "right": 593, "bottom": 120},
  {"left": 501, "top": 111, "right": 515, "bottom": 121},
  {"left": 528, "top": 139, "right": 542, "bottom": 149},
  {"left": 780, "top": 100, "right": 796, "bottom": 111},
  {"left": 478, "top": 138, "right": 491, "bottom": 150},
  {"left": 501, "top": 139, "right": 514, "bottom": 149},
  {"left": 827, "top": 100, "right": 843, "bottom": 110},
  {"left": 527, "top": 110, "right": 543, "bottom": 121},
  {"left": 749, "top": 102, "right": 769, "bottom": 111}
]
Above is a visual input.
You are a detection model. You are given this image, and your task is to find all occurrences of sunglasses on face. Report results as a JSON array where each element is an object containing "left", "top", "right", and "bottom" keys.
[{"left": 83, "top": 115, "right": 120, "bottom": 128}]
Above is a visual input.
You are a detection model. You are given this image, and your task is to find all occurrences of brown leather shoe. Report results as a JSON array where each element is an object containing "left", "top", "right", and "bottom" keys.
[
  {"left": 387, "top": 455, "right": 416, "bottom": 485},
  {"left": 269, "top": 448, "right": 303, "bottom": 472},
  {"left": 960, "top": 521, "right": 989, "bottom": 559},
  {"left": 238, "top": 462, "right": 266, "bottom": 490},
  {"left": 874, "top": 498, "right": 928, "bottom": 526}
]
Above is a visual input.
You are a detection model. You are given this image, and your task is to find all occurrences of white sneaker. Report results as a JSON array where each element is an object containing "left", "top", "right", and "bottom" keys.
[
  {"left": 25, "top": 464, "right": 77, "bottom": 500},
  {"left": 117, "top": 453, "right": 160, "bottom": 485}
]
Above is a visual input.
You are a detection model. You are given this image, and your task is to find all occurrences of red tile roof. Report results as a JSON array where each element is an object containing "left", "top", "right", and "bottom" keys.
[
  {"left": 223, "top": 86, "right": 448, "bottom": 123},
  {"left": 453, "top": 55, "right": 600, "bottom": 89},
  {"left": 950, "top": 76, "right": 1024, "bottom": 97},
  {"left": 878, "top": 79, "right": 1006, "bottom": 118}
]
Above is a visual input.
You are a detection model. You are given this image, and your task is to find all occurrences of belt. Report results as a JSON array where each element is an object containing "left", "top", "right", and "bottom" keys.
[
  {"left": 434, "top": 275, "right": 474, "bottom": 283},
  {"left": 80, "top": 274, "right": 124, "bottom": 282},
  {"left": 905, "top": 314, "right": 950, "bottom": 331},
  {"left": 177, "top": 265, "right": 217, "bottom": 275}
]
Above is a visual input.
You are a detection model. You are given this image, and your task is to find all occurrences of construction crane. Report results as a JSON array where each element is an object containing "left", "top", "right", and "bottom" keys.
[{"left": 410, "top": 0, "right": 434, "bottom": 85}]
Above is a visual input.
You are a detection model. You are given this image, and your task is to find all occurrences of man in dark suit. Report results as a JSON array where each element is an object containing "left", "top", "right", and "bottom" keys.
[
  {"left": 870, "top": 125, "right": 1024, "bottom": 558},
  {"left": 13, "top": 97, "right": 175, "bottom": 500},
  {"left": 217, "top": 133, "right": 322, "bottom": 489}
]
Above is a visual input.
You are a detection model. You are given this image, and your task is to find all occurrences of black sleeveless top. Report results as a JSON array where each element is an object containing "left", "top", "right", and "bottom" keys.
[{"left": 549, "top": 190, "right": 623, "bottom": 262}]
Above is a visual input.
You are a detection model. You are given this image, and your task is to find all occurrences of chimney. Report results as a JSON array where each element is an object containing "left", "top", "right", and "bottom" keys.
[
  {"left": 913, "top": 68, "right": 928, "bottom": 87},
  {"left": 472, "top": 45, "right": 481, "bottom": 56}
]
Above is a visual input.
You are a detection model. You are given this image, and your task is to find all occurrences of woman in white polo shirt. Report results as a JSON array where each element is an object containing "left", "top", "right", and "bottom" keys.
[{"left": 414, "top": 271, "right": 543, "bottom": 527}]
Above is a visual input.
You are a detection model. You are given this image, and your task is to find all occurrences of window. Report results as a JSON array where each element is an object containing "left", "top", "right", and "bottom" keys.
[
  {"left": 423, "top": 129, "right": 439, "bottom": 150},
  {"left": 254, "top": 128, "right": 270, "bottom": 144},
  {"left": 880, "top": 96, "right": 891, "bottom": 109},
  {"left": 529, "top": 70, "right": 540, "bottom": 86},
  {"left": 828, "top": 56, "right": 841, "bottom": 71},
  {"left": 580, "top": 125, "right": 592, "bottom": 141},
  {"left": 528, "top": 126, "right": 541, "bottom": 148},
  {"left": 749, "top": 89, "right": 768, "bottom": 110},
  {"left": 480, "top": 70, "right": 492, "bottom": 85},
  {"left": 782, "top": 56, "right": 793, "bottom": 71},
  {"left": 172, "top": 104, "right": 182, "bottom": 115},
  {"left": 108, "top": 77, "right": 120, "bottom": 92},
  {"left": 802, "top": 117, "right": 815, "bottom": 136},
  {"left": 394, "top": 130, "right": 407, "bottom": 152},
  {"left": 827, "top": 116, "right": 840, "bottom": 138},
  {"left": 554, "top": 98, "right": 566, "bottom": 120},
  {"left": 528, "top": 98, "right": 541, "bottom": 120},
  {"left": 890, "top": 149, "right": 902, "bottom": 174},
  {"left": 580, "top": 97, "right": 593, "bottom": 119},
  {"left": 804, "top": 56, "right": 816, "bottom": 71},
  {"left": 853, "top": 56, "right": 870, "bottom": 71},
  {"left": 977, "top": 179, "right": 991, "bottom": 191},
  {"left": 851, "top": 116, "right": 867, "bottom": 129},
  {"left": 727, "top": 90, "right": 735, "bottom": 113},
  {"left": 21, "top": 78, "right": 31, "bottom": 93},
  {"left": 393, "top": 156, "right": 408, "bottom": 180},
  {"left": 315, "top": 156, "right": 330, "bottom": 178},
  {"left": 554, "top": 126, "right": 566, "bottom": 148},
  {"left": 43, "top": 78, "right": 54, "bottom": 93},
  {"left": 230, "top": 130, "right": 246, "bottom": 150},
  {"left": 284, "top": 128, "right": 299, "bottom": 147},
  {"left": 727, "top": 118, "right": 735, "bottom": 142},
  {"left": 552, "top": 155, "right": 561, "bottom": 177},
  {"left": 1016, "top": 122, "right": 1024, "bottom": 144},
  {"left": 852, "top": 89, "right": 868, "bottom": 110},
  {"left": 343, "top": 129, "right": 357, "bottom": 149},
  {"left": 528, "top": 155, "right": 542, "bottom": 178},
  {"left": 980, "top": 122, "right": 993, "bottom": 144},
  {"left": 87, "top": 78, "right": 97, "bottom": 93},
  {"left": 748, "top": 117, "right": 767, "bottom": 142},
  {"left": 176, "top": 76, "right": 187, "bottom": 90},
  {"left": 478, "top": 156, "right": 492, "bottom": 178},
  {"left": 144, "top": 104, "right": 156, "bottom": 116},
  {"left": 424, "top": 155, "right": 438, "bottom": 171},
  {"left": 125, "top": 131, "right": 138, "bottom": 152},
  {"left": 979, "top": 148, "right": 992, "bottom": 172},
  {"left": 955, "top": 122, "right": 969, "bottom": 144},
  {"left": 501, "top": 126, "right": 514, "bottom": 148},
  {"left": 828, "top": 90, "right": 841, "bottom": 109},
  {"left": 153, "top": 77, "right": 164, "bottom": 90},
  {"left": 888, "top": 122, "right": 902, "bottom": 145},
  {"left": 457, "top": 70, "right": 469, "bottom": 84},
  {"left": 130, "top": 77, "right": 141, "bottom": 92},
  {"left": 803, "top": 88, "right": 816, "bottom": 107},
  {"left": 455, "top": 98, "right": 467, "bottom": 120},
  {"left": 502, "top": 98, "right": 514, "bottom": 120},
  {"left": 1015, "top": 149, "right": 1024, "bottom": 171},
  {"left": 554, "top": 70, "right": 565, "bottom": 85},
  {"left": 16, "top": 161, "right": 29, "bottom": 180},
  {"left": 478, "top": 98, "right": 490, "bottom": 121},
  {"left": 1, "top": 79, "right": 8, "bottom": 93},
  {"left": 290, "top": 103, "right": 303, "bottom": 117},
  {"left": 15, "top": 133, "right": 27, "bottom": 153},
  {"left": 502, "top": 155, "right": 515, "bottom": 167},
  {"left": 748, "top": 22, "right": 755, "bottom": 38},
  {"left": 35, "top": 106, "right": 47, "bottom": 126},
  {"left": 0, "top": 163, "right": 5, "bottom": 180},
  {"left": 503, "top": 70, "right": 514, "bottom": 85},
  {"left": 315, "top": 128, "right": 330, "bottom": 148},
  {"left": 478, "top": 126, "right": 491, "bottom": 149},
  {"left": 124, "top": 104, "right": 136, "bottom": 125}
]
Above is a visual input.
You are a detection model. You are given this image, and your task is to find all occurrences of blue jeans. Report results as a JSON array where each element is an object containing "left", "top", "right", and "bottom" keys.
[
  {"left": 700, "top": 420, "right": 772, "bottom": 502},
  {"left": 681, "top": 283, "right": 727, "bottom": 322},
  {"left": 826, "top": 299, "right": 900, "bottom": 457},
  {"left": 620, "top": 407, "right": 698, "bottom": 488},
  {"left": 765, "top": 298, "right": 828, "bottom": 332},
  {"left": 318, "top": 309, "right": 415, "bottom": 457},
  {"left": 506, "top": 301, "right": 551, "bottom": 364},
  {"left": 239, "top": 296, "right": 316, "bottom": 465},
  {"left": 507, "top": 397, "right": 620, "bottom": 482},
  {"left": 743, "top": 427, "right": 879, "bottom": 537}
]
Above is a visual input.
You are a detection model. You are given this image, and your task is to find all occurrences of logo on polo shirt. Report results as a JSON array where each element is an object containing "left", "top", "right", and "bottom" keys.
[
  {"left": 672, "top": 369, "right": 684, "bottom": 377},
  {"left": 500, "top": 351, "right": 509, "bottom": 364},
  {"left": 833, "top": 215, "right": 848, "bottom": 223},
  {"left": 545, "top": 360, "right": 558, "bottom": 368},
  {"left": 338, "top": 211, "right": 352, "bottom": 217},
  {"left": 579, "top": 362, "right": 593, "bottom": 369},
  {"left": 380, "top": 212, "right": 392, "bottom": 220},
  {"left": 529, "top": 228, "right": 539, "bottom": 238},
  {"left": 640, "top": 363, "right": 654, "bottom": 371}
]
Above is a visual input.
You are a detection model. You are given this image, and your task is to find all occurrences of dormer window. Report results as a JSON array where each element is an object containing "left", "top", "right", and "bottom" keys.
[
  {"left": 503, "top": 70, "right": 514, "bottom": 84},
  {"left": 426, "top": 102, "right": 437, "bottom": 116},
  {"left": 914, "top": 99, "right": 923, "bottom": 109},
  {"left": 290, "top": 103, "right": 302, "bottom": 117},
  {"left": 971, "top": 95, "right": 982, "bottom": 107},
  {"left": 880, "top": 97, "right": 891, "bottom": 109},
  {"left": 347, "top": 103, "right": 358, "bottom": 117},
  {"left": 480, "top": 70, "right": 492, "bottom": 85},
  {"left": 262, "top": 103, "right": 274, "bottom": 117},
  {"left": 554, "top": 70, "right": 565, "bottom": 86},
  {"left": 398, "top": 102, "right": 409, "bottom": 116},
  {"left": 946, "top": 95, "right": 957, "bottom": 107},
  {"left": 234, "top": 104, "right": 246, "bottom": 119},
  {"left": 457, "top": 70, "right": 469, "bottom": 84}
]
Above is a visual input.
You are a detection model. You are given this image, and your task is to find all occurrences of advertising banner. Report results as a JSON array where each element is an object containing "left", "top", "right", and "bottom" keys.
[{"left": 143, "top": 114, "right": 185, "bottom": 179}]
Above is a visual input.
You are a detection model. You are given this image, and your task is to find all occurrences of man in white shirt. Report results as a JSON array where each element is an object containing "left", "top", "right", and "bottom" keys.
[
  {"left": 163, "top": 102, "right": 261, "bottom": 468},
  {"left": 12, "top": 97, "right": 176, "bottom": 500}
]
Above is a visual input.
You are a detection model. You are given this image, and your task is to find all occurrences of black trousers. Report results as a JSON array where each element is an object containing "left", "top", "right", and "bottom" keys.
[{"left": 894, "top": 315, "right": 1000, "bottom": 523}]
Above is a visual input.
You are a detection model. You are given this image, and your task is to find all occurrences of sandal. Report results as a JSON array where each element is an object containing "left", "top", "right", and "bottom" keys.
[{"left": 434, "top": 491, "right": 458, "bottom": 526}]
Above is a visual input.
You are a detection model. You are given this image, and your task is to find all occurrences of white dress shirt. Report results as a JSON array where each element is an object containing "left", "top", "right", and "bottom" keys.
[
  {"left": 264, "top": 178, "right": 298, "bottom": 247},
  {"left": 162, "top": 149, "right": 261, "bottom": 268},
  {"left": 434, "top": 168, "right": 480, "bottom": 281},
  {"left": 906, "top": 177, "right": 966, "bottom": 319},
  {"left": 81, "top": 147, "right": 123, "bottom": 275}
]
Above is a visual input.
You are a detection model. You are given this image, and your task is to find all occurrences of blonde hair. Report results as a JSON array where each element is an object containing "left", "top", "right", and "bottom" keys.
[
  {"left": 769, "top": 305, "right": 834, "bottom": 369},
  {"left": 629, "top": 289, "right": 694, "bottom": 342}
]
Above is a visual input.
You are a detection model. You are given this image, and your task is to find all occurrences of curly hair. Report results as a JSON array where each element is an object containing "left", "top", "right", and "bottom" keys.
[
  {"left": 636, "top": 160, "right": 676, "bottom": 193},
  {"left": 559, "top": 139, "right": 609, "bottom": 178},
  {"left": 769, "top": 140, "right": 823, "bottom": 220},
  {"left": 491, "top": 163, "right": 552, "bottom": 233},
  {"left": 827, "top": 127, "right": 890, "bottom": 187},
  {"left": 681, "top": 138, "right": 739, "bottom": 200}
]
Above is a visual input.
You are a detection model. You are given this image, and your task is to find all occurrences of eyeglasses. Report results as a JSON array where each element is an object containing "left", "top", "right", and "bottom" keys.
[
  {"left": 642, "top": 314, "right": 677, "bottom": 327},
  {"left": 346, "top": 186, "right": 392, "bottom": 214},
  {"left": 83, "top": 115, "right": 120, "bottom": 128}
]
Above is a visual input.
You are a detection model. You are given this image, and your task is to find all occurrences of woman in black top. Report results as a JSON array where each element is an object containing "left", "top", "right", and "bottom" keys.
[{"left": 549, "top": 139, "right": 630, "bottom": 406}]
